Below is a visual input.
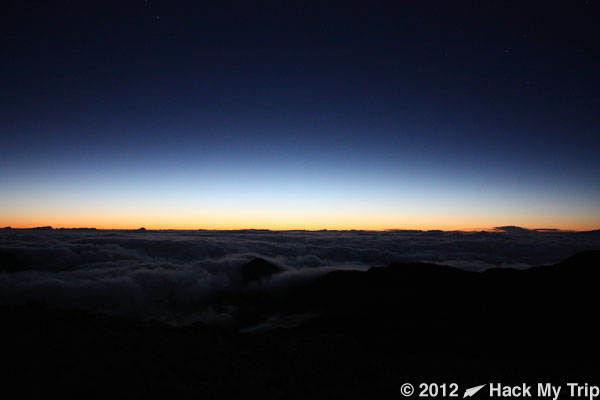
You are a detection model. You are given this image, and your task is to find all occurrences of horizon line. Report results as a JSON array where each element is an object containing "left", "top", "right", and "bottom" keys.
[{"left": 1, "top": 225, "right": 593, "bottom": 233}]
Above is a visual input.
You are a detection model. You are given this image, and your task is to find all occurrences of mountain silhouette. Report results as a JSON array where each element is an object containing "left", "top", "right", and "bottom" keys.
[
  {"left": 240, "top": 257, "right": 284, "bottom": 283},
  {"left": 576, "top": 229, "right": 600, "bottom": 235},
  {"left": 3, "top": 251, "right": 600, "bottom": 398}
]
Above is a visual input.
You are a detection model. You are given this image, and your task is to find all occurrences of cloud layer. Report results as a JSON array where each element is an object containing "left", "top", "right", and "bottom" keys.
[{"left": 1, "top": 228, "right": 599, "bottom": 324}]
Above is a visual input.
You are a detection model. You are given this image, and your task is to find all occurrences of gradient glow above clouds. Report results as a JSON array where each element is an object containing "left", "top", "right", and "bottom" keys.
[
  {"left": 1, "top": 2, "right": 599, "bottom": 230},
  {"left": 2, "top": 128, "right": 598, "bottom": 230}
]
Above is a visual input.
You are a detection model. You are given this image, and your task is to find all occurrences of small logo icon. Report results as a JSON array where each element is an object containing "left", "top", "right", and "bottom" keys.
[
  {"left": 400, "top": 383, "right": 415, "bottom": 397},
  {"left": 463, "top": 384, "right": 486, "bottom": 398}
]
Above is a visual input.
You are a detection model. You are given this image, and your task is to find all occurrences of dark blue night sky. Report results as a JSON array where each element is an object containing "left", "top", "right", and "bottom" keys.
[{"left": 2, "top": 1, "right": 599, "bottom": 230}]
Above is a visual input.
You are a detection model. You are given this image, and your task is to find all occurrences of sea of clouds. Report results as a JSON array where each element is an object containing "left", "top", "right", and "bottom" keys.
[{"left": 1, "top": 227, "right": 598, "bottom": 325}]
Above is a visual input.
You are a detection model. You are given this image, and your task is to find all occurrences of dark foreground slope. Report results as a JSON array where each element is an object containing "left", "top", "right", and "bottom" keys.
[{"left": 3, "top": 251, "right": 600, "bottom": 399}]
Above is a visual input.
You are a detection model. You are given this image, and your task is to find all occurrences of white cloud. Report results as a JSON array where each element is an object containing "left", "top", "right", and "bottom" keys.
[{"left": 1, "top": 228, "right": 598, "bottom": 324}]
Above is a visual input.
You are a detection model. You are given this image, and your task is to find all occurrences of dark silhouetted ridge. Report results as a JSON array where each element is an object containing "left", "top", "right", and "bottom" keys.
[
  {"left": 240, "top": 257, "right": 283, "bottom": 283},
  {"left": 494, "top": 225, "right": 531, "bottom": 233},
  {"left": 3, "top": 251, "right": 600, "bottom": 398},
  {"left": 576, "top": 229, "right": 600, "bottom": 235}
]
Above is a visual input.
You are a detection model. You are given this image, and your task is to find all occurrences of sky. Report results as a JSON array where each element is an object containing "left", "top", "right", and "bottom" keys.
[{"left": 1, "top": 1, "right": 599, "bottom": 230}]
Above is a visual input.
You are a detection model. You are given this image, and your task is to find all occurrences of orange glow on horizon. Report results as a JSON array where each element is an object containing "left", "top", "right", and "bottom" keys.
[
  {"left": 2, "top": 198, "right": 598, "bottom": 232},
  {"left": 1, "top": 216, "right": 596, "bottom": 232}
]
